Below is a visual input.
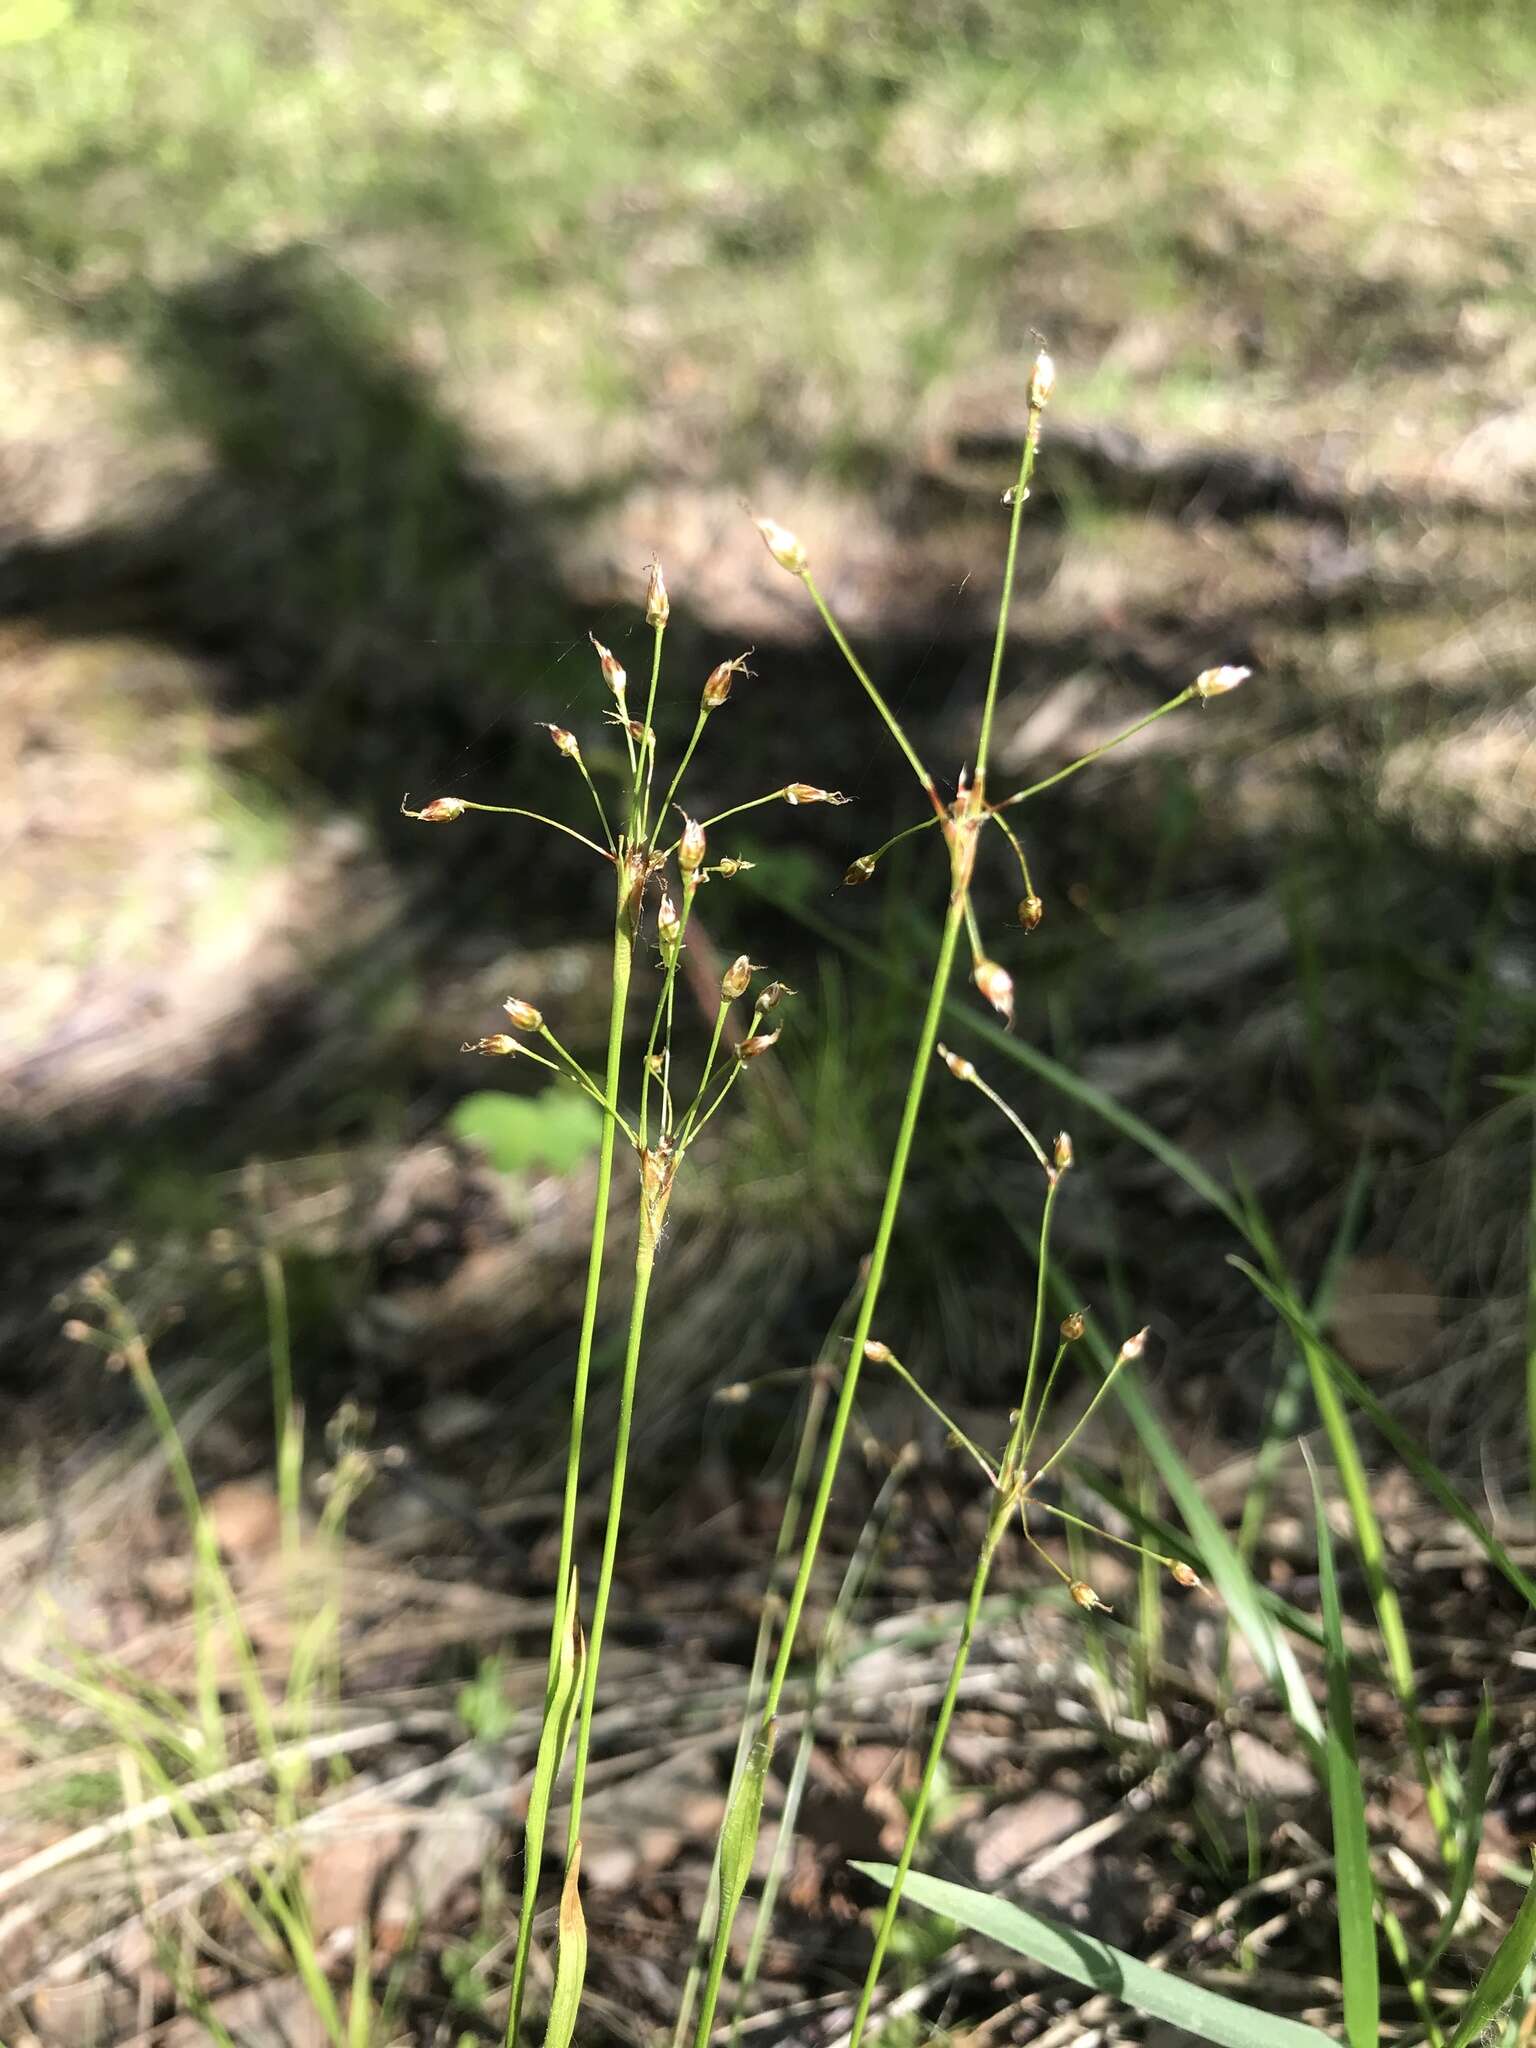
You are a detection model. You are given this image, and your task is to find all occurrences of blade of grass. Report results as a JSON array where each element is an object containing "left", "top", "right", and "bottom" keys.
[
  {"left": 850, "top": 1865, "right": 1337, "bottom": 2048},
  {"left": 1447, "top": 1857, "right": 1536, "bottom": 2048},
  {"left": 1306, "top": 1448, "right": 1380, "bottom": 2048},
  {"left": 1423, "top": 1690, "right": 1494, "bottom": 1979}
]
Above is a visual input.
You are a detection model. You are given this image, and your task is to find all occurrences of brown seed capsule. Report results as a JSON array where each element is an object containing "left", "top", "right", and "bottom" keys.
[
  {"left": 1053, "top": 1131, "right": 1074, "bottom": 1172},
  {"left": 645, "top": 558, "right": 670, "bottom": 628},
  {"left": 863, "top": 1340, "right": 895, "bottom": 1364},
  {"left": 540, "top": 723, "right": 582, "bottom": 761},
  {"left": 755, "top": 516, "right": 808, "bottom": 576},
  {"left": 1169, "top": 1560, "right": 1203, "bottom": 1589},
  {"left": 785, "top": 784, "right": 850, "bottom": 806},
  {"left": 1193, "top": 664, "right": 1251, "bottom": 700},
  {"left": 1018, "top": 893, "right": 1044, "bottom": 932},
  {"left": 722, "top": 954, "right": 754, "bottom": 1001},
  {"left": 463, "top": 1034, "right": 519, "bottom": 1056},
  {"left": 403, "top": 796, "right": 466, "bottom": 823},
  {"left": 937, "top": 1042, "right": 976, "bottom": 1083},
  {"left": 590, "top": 634, "right": 627, "bottom": 700},
  {"left": 1060, "top": 1310, "right": 1086, "bottom": 1342},
  {"left": 678, "top": 816, "right": 707, "bottom": 874},
  {"left": 714, "top": 855, "right": 755, "bottom": 877},
  {"left": 738, "top": 1029, "right": 781, "bottom": 1061},
  {"left": 973, "top": 958, "right": 1014, "bottom": 1027},
  {"left": 657, "top": 892, "right": 682, "bottom": 955},
  {"left": 503, "top": 998, "right": 544, "bottom": 1032},
  {"left": 843, "top": 854, "right": 878, "bottom": 887},
  {"left": 1069, "top": 1579, "right": 1110, "bottom": 1613},
  {"left": 758, "top": 981, "right": 794, "bottom": 1011},
  {"left": 701, "top": 650, "right": 753, "bottom": 710},
  {"left": 646, "top": 1052, "right": 665, "bottom": 1078},
  {"left": 1029, "top": 349, "right": 1057, "bottom": 411}
]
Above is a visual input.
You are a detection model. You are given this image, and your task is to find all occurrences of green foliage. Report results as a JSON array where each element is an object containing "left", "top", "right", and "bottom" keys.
[
  {"left": 457, "top": 1652, "right": 518, "bottom": 1744},
  {"left": 449, "top": 1087, "right": 604, "bottom": 1177}
]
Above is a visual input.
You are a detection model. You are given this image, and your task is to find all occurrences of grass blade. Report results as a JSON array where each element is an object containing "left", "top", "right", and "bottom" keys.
[
  {"left": 541, "top": 1844, "right": 588, "bottom": 2048},
  {"left": 1307, "top": 1450, "right": 1379, "bottom": 2048},
  {"left": 509, "top": 1573, "right": 585, "bottom": 2042},
  {"left": 1448, "top": 1857, "right": 1536, "bottom": 2048},
  {"left": 851, "top": 1864, "right": 1336, "bottom": 2048},
  {"left": 1424, "top": 1690, "right": 1494, "bottom": 1978}
]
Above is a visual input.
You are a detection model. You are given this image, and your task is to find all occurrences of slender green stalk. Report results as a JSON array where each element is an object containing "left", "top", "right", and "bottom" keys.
[
  {"left": 507, "top": 900, "right": 634, "bottom": 2046},
  {"left": 973, "top": 415, "right": 1043, "bottom": 783},
  {"left": 565, "top": 1198, "right": 664, "bottom": 1857},
  {"left": 659, "top": 708, "right": 709, "bottom": 831},
  {"left": 405, "top": 796, "right": 615, "bottom": 863},
  {"left": 996, "top": 689, "right": 1194, "bottom": 812},
  {"left": 802, "top": 576, "right": 938, "bottom": 805}
]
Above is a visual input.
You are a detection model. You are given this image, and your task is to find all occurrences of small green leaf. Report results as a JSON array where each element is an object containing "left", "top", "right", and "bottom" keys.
[
  {"left": 450, "top": 1087, "right": 603, "bottom": 1176},
  {"left": 718, "top": 1719, "right": 775, "bottom": 1931},
  {"left": 1308, "top": 1453, "right": 1379, "bottom": 2048},
  {"left": 1448, "top": 1855, "right": 1536, "bottom": 2048},
  {"left": 541, "top": 1843, "right": 588, "bottom": 2048},
  {"left": 851, "top": 1865, "right": 1336, "bottom": 2048}
]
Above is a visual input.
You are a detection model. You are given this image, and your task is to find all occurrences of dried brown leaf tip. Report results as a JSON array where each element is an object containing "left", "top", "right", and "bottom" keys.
[
  {"left": 1018, "top": 893, "right": 1044, "bottom": 932},
  {"left": 785, "top": 784, "right": 850, "bottom": 807},
  {"left": 1069, "top": 1579, "right": 1110, "bottom": 1614},
  {"left": 402, "top": 795, "right": 466, "bottom": 823},
  {"left": 463, "top": 1034, "right": 521, "bottom": 1057},
  {"left": 645, "top": 558, "right": 670, "bottom": 628},
  {"left": 541, "top": 723, "right": 582, "bottom": 761},
  {"left": 1193, "top": 664, "right": 1250, "bottom": 700},
  {"left": 973, "top": 958, "right": 1014, "bottom": 1027},
  {"left": 755, "top": 516, "right": 809, "bottom": 576},
  {"left": 503, "top": 998, "right": 544, "bottom": 1032},
  {"left": 702, "top": 651, "right": 753, "bottom": 710},
  {"left": 843, "top": 854, "right": 877, "bottom": 887}
]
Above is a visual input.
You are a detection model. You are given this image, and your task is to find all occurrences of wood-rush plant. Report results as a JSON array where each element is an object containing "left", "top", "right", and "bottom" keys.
[
  {"left": 404, "top": 559, "right": 847, "bottom": 2046},
  {"left": 687, "top": 351, "right": 1252, "bottom": 2045}
]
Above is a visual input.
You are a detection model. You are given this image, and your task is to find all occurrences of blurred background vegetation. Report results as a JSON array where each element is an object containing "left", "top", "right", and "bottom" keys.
[{"left": 4, "top": 0, "right": 1536, "bottom": 2037}]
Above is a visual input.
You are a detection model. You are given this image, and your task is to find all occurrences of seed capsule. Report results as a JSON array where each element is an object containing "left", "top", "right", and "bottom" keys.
[
  {"left": 844, "top": 854, "right": 877, "bottom": 887},
  {"left": 973, "top": 958, "right": 1014, "bottom": 1027},
  {"left": 785, "top": 784, "right": 849, "bottom": 806},
  {"left": 503, "top": 998, "right": 544, "bottom": 1032},
  {"left": 678, "top": 816, "right": 707, "bottom": 874},
  {"left": 1053, "top": 1132, "right": 1074, "bottom": 1173},
  {"left": 1060, "top": 1310, "right": 1086, "bottom": 1342},
  {"left": 403, "top": 796, "right": 466, "bottom": 823},
  {"left": 590, "top": 634, "right": 627, "bottom": 700},
  {"left": 937, "top": 1043, "right": 976, "bottom": 1083},
  {"left": 657, "top": 892, "right": 682, "bottom": 957},
  {"left": 540, "top": 724, "right": 582, "bottom": 761},
  {"left": 1117, "top": 1327, "right": 1150, "bottom": 1365},
  {"left": 755, "top": 516, "right": 809, "bottom": 576},
  {"left": 645, "top": 558, "right": 670, "bottom": 628},
  {"left": 462, "top": 1034, "right": 519, "bottom": 1056},
  {"left": 1169, "top": 1560, "right": 1203, "bottom": 1589},
  {"left": 1069, "top": 1580, "right": 1110, "bottom": 1613},
  {"left": 722, "top": 955, "right": 754, "bottom": 1001},
  {"left": 1018, "top": 893, "right": 1044, "bottom": 932},
  {"left": 863, "top": 1340, "right": 895, "bottom": 1363},
  {"left": 1193, "top": 664, "right": 1251, "bottom": 700},
  {"left": 714, "top": 855, "right": 754, "bottom": 877},
  {"left": 758, "top": 981, "right": 794, "bottom": 1011},
  {"left": 702, "top": 651, "right": 752, "bottom": 709},
  {"left": 738, "top": 1029, "right": 781, "bottom": 1061},
  {"left": 1029, "top": 349, "right": 1057, "bottom": 411}
]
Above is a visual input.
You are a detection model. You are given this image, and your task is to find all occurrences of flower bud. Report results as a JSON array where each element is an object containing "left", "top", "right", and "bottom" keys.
[
  {"left": 1029, "top": 350, "right": 1056, "bottom": 411},
  {"left": 863, "top": 1340, "right": 895, "bottom": 1364},
  {"left": 758, "top": 981, "right": 794, "bottom": 1011},
  {"left": 844, "top": 854, "right": 877, "bottom": 887},
  {"left": 402, "top": 796, "right": 466, "bottom": 823},
  {"left": 645, "top": 558, "right": 670, "bottom": 628},
  {"left": 1060, "top": 1309, "right": 1086, "bottom": 1342},
  {"left": 702, "top": 651, "right": 752, "bottom": 709},
  {"left": 1069, "top": 1579, "right": 1110, "bottom": 1613},
  {"left": 1018, "top": 893, "right": 1044, "bottom": 932},
  {"left": 590, "top": 634, "right": 627, "bottom": 701},
  {"left": 646, "top": 1052, "right": 665, "bottom": 1078},
  {"left": 973, "top": 958, "right": 1014, "bottom": 1027},
  {"left": 657, "top": 892, "right": 682, "bottom": 956},
  {"left": 1053, "top": 1131, "right": 1074, "bottom": 1173},
  {"left": 503, "top": 998, "right": 544, "bottom": 1032},
  {"left": 678, "top": 816, "right": 707, "bottom": 874},
  {"left": 540, "top": 723, "right": 582, "bottom": 761},
  {"left": 462, "top": 1034, "right": 519, "bottom": 1056},
  {"left": 937, "top": 1043, "right": 975, "bottom": 1083},
  {"left": 722, "top": 955, "right": 754, "bottom": 1001},
  {"left": 1117, "top": 1327, "right": 1150, "bottom": 1366},
  {"left": 714, "top": 855, "right": 754, "bottom": 877},
  {"left": 1169, "top": 1560, "right": 1203, "bottom": 1590},
  {"left": 785, "top": 784, "right": 850, "bottom": 806},
  {"left": 738, "top": 1028, "right": 781, "bottom": 1061},
  {"left": 1194, "top": 664, "right": 1250, "bottom": 700},
  {"left": 755, "top": 516, "right": 808, "bottom": 576}
]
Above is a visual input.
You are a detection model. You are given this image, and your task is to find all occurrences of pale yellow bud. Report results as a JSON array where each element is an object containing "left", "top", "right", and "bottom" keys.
[
  {"left": 785, "top": 784, "right": 850, "bottom": 807},
  {"left": 755, "top": 516, "right": 808, "bottom": 576},
  {"left": 590, "top": 634, "right": 627, "bottom": 700},
  {"left": 657, "top": 892, "right": 682, "bottom": 954},
  {"left": 1169, "top": 1560, "right": 1203, "bottom": 1589},
  {"left": 1018, "top": 893, "right": 1044, "bottom": 932},
  {"left": 1029, "top": 350, "right": 1056, "bottom": 410},
  {"left": 863, "top": 1340, "right": 896, "bottom": 1364},
  {"left": 702, "top": 651, "right": 752, "bottom": 709},
  {"left": 462, "top": 1034, "right": 520, "bottom": 1056},
  {"left": 844, "top": 855, "right": 877, "bottom": 887},
  {"left": 1069, "top": 1580, "right": 1110, "bottom": 1613},
  {"left": 937, "top": 1042, "right": 975, "bottom": 1083},
  {"left": 1053, "top": 1131, "right": 1074, "bottom": 1172},
  {"left": 973, "top": 958, "right": 1014, "bottom": 1027},
  {"left": 503, "top": 998, "right": 544, "bottom": 1032},
  {"left": 1194, "top": 664, "right": 1251, "bottom": 700},
  {"left": 645, "top": 558, "right": 670, "bottom": 628},
  {"left": 722, "top": 955, "right": 754, "bottom": 1002},
  {"left": 1117, "top": 1327, "right": 1150, "bottom": 1365},
  {"left": 678, "top": 816, "right": 707, "bottom": 874},
  {"left": 715, "top": 856, "right": 755, "bottom": 877},
  {"left": 402, "top": 795, "right": 466, "bottom": 823}
]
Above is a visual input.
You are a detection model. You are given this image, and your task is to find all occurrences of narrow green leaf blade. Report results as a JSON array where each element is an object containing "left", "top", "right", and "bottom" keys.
[
  {"left": 1308, "top": 1455, "right": 1379, "bottom": 2048},
  {"left": 1448, "top": 1856, "right": 1536, "bottom": 2048},
  {"left": 1425, "top": 1689, "right": 1494, "bottom": 1977},
  {"left": 851, "top": 1864, "right": 1336, "bottom": 2048},
  {"left": 718, "top": 1719, "right": 776, "bottom": 1930}
]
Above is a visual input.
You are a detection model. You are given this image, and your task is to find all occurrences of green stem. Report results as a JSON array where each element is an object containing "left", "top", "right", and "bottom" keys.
[
  {"left": 419, "top": 798, "right": 615, "bottom": 863},
  {"left": 997, "top": 689, "right": 1194, "bottom": 812},
  {"left": 974, "top": 414, "right": 1041, "bottom": 786},
  {"left": 846, "top": 1496, "right": 1011, "bottom": 2048},
  {"left": 507, "top": 901, "right": 634, "bottom": 2046},
  {"left": 689, "top": 896, "right": 967, "bottom": 2048},
  {"left": 640, "top": 620, "right": 666, "bottom": 835},
  {"left": 802, "top": 575, "right": 938, "bottom": 804},
  {"left": 1004, "top": 1176, "right": 1062, "bottom": 1482},
  {"left": 565, "top": 1200, "right": 663, "bottom": 1857},
  {"left": 658, "top": 709, "right": 710, "bottom": 834}
]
